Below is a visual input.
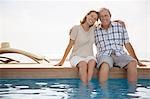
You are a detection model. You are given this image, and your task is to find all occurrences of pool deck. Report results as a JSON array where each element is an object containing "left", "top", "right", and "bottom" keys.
[{"left": 0, "top": 61, "right": 150, "bottom": 79}]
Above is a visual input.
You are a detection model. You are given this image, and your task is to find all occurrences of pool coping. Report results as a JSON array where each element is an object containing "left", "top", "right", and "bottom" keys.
[{"left": 0, "top": 63, "right": 150, "bottom": 79}]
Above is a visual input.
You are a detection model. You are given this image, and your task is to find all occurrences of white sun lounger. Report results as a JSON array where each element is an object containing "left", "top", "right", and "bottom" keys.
[{"left": 0, "top": 42, "right": 50, "bottom": 64}]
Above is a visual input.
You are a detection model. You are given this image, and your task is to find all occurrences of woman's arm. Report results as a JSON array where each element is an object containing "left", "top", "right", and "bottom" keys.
[
  {"left": 113, "top": 20, "right": 126, "bottom": 28},
  {"left": 54, "top": 39, "right": 74, "bottom": 66}
]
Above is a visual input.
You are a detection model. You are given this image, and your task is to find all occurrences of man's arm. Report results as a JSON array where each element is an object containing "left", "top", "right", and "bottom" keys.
[{"left": 124, "top": 42, "right": 146, "bottom": 66}]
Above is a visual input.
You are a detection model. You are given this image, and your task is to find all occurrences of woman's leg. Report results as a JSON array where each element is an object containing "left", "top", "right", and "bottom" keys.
[
  {"left": 78, "top": 61, "right": 88, "bottom": 85},
  {"left": 87, "top": 59, "right": 96, "bottom": 81}
]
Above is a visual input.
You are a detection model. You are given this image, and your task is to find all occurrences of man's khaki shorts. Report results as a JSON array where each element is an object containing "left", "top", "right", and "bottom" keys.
[{"left": 97, "top": 54, "right": 137, "bottom": 69}]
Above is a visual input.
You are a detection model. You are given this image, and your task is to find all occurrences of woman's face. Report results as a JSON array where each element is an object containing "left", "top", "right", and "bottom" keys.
[{"left": 86, "top": 12, "right": 98, "bottom": 26}]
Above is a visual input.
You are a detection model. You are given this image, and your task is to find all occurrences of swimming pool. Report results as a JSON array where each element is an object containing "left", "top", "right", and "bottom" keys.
[{"left": 0, "top": 78, "right": 150, "bottom": 99}]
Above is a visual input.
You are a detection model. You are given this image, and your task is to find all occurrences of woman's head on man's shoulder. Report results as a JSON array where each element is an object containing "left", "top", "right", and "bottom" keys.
[{"left": 80, "top": 10, "right": 98, "bottom": 27}]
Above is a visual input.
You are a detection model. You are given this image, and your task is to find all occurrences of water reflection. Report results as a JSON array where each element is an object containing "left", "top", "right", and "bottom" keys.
[
  {"left": 99, "top": 81, "right": 110, "bottom": 98},
  {"left": 128, "top": 82, "right": 150, "bottom": 98},
  {"left": 0, "top": 79, "right": 150, "bottom": 99},
  {"left": 76, "top": 80, "right": 110, "bottom": 99},
  {"left": 127, "top": 82, "right": 137, "bottom": 93}
]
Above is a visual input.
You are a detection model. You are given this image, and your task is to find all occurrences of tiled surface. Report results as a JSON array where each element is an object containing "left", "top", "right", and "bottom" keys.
[{"left": 0, "top": 62, "right": 150, "bottom": 79}]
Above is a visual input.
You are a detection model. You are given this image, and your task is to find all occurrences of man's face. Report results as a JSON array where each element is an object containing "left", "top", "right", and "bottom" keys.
[{"left": 99, "top": 10, "right": 111, "bottom": 26}]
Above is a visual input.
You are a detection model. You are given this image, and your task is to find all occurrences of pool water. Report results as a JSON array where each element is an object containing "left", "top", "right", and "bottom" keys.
[{"left": 0, "top": 79, "right": 150, "bottom": 99}]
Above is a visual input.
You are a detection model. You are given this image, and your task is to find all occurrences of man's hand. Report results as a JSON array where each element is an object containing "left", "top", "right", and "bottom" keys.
[{"left": 138, "top": 61, "right": 147, "bottom": 67}]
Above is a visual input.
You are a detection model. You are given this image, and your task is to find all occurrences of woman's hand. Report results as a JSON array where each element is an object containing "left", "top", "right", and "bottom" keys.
[
  {"left": 114, "top": 20, "right": 126, "bottom": 28},
  {"left": 54, "top": 62, "right": 63, "bottom": 66}
]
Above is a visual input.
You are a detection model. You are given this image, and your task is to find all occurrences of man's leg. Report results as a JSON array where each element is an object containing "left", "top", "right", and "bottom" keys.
[
  {"left": 99, "top": 62, "right": 110, "bottom": 83},
  {"left": 113, "top": 54, "right": 137, "bottom": 83},
  {"left": 97, "top": 56, "right": 113, "bottom": 83},
  {"left": 127, "top": 60, "right": 137, "bottom": 83}
]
